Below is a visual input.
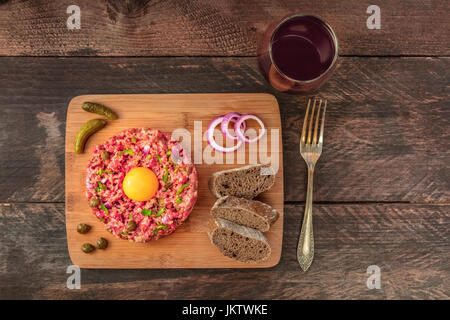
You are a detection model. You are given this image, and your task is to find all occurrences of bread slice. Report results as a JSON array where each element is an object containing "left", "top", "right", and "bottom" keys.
[
  {"left": 211, "top": 196, "right": 279, "bottom": 232},
  {"left": 208, "top": 218, "right": 271, "bottom": 263},
  {"left": 208, "top": 164, "right": 275, "bottom": 199}
]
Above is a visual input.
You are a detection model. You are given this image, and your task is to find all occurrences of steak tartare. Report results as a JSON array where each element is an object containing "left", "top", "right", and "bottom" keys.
[{"left": 85, "top": 128, "right": 198, "bottom": 242}]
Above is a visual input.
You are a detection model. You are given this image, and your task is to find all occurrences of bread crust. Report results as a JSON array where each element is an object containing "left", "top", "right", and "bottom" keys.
[
  {"left": 209, "top": 218, "right": 271, "bottom": 263},
  {"left": 208, "top": 164, "right": 275, "bottom": 199},
  {"left": 211, "top": 196, "right": 279, "bottom": 232}
]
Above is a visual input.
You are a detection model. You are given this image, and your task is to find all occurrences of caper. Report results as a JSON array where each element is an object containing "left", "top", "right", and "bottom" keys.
[
  {"left": 77, "top": 223, "right": 91, "bottom": 234},
  {"left": 101, "top": 150, "right": 110, "bottom": 160},
  {"left": 97, "top": 237, "right": 108, "bottom": 250},
  {"left": 81, "top": 243, "right": 95, "bottom": 253},
  {"left": 126, "top": 220, "right": 137, "bottom": 232},
  {"left": 89, "top": 197, "right": 100, "bottom": 207}
]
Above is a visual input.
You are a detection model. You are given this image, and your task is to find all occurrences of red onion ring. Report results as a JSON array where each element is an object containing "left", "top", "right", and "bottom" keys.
[
  {"left": 221, "top": 112, "right": 246, "bottom": 141},
  {"left": 207, "top": 116, "right": 243, "bottom": 153},
  {"left": 234, "top": 114, "right": 266, "bottom": 143}
]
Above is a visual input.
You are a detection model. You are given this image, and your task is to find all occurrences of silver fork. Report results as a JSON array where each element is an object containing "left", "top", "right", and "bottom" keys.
[{"left": 297, "top": 98, "right": 327, "bottom": 271}]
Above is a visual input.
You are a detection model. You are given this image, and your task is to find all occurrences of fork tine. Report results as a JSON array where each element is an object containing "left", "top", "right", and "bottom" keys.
[
  {"left": 312, "top": 99, "right": 322, "bottom": 144},
  {"left": 307, "top": 98, "right": 317, "bottom": 144},
  {"left": 301, "top": 99, "right": 311, "bottom": 143},
  {"left": 319, "top": 99, "right": 327, "bottom": 145}
]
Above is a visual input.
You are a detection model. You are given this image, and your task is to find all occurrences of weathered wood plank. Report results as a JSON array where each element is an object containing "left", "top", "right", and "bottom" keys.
[
  {"left": 0, "top": 203, "right": 447, "bottom": 299},
  {"left": 0, "top": 0, "right": 448, "bottom": 56},
  {"left": 0, "top": 57, "right": 448, "bottom": 203}
]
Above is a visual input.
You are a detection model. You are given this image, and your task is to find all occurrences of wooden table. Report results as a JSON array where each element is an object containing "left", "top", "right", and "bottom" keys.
[{"left": 0, "top": 0, "right": 448, "bottom": 299}]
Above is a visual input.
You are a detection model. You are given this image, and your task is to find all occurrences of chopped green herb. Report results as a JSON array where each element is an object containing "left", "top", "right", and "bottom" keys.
[
  {"left": 166, "top": 150, "right": 172, "bottom": 156},
  {"left": 141, "top": 208, "right": 154, "bottom": 216},
  {"left": 129, "top": 213, "right": 133, "bottom": 220},
  {"left": 174, "top": 167, "right": 179, "bottom": 173},
  {"left": 156, "top": 207, "right": 166, "bottom": 217},
  {"left": 147, "top": 154, "right": 152, "bottom": 159},
  {"left": 100, "top": 218, "right": 105, "bottom": 222},
  {"left": 119, "top": 149, "right": 134, "bottom": 156},
  {"left": 100, "top": 203, "right": 109, "bottom": 214},
  {"left": 153, "top": 223, "right": 167, "bottom": 234},
  {"left": 97, "top": 169, "right": 114, "bottom": 175},
  {"left": 95, "top": 187, "right": 101, "bottom": 192},
  {"left": 132, "top": 138, "right": 136, "bottom": 143},
  {"left": 156, "top": 154, "right": 162, "bottom": 163},
  {"left": 120, "top": 232, "right": 128, "bottom": 237},
  {"left": 97, "top": 181, "right": 107, "bottom": 190},
  {"left": 175, "top": 196, "right": 182, "bottom": 204},
  {"left": 176, "top": 183, "right": 189, "bottom": 195},
  {"left": 163, "top": 171, "right": 169, "bottom": 182},
  {"left": 107, "top": 228, "right": 112, "bottom": 233}
]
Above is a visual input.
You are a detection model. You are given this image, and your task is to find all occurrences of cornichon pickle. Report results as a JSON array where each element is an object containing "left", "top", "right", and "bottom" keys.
[
  {"left": 74, "top": 119, "right": 107, "bottom": 154},
  {"left": 82, "top": 102, "right": 118, "bottom": 120}
]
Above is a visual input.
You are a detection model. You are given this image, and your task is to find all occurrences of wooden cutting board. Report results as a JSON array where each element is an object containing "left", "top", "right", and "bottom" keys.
[{"left": 65, "top": 94, "right": 283, "bottom": 268}]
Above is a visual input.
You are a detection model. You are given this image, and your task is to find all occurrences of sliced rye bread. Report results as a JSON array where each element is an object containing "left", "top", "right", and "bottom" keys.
[
  {"left": 209, "top": 218, "right": 271, "bottom": 263},
  {"left": 208, "top": 164, "right": 275, "bottom": 199},
  {"left": 211, "top": 196, "right": 279, "bottom": 232}
]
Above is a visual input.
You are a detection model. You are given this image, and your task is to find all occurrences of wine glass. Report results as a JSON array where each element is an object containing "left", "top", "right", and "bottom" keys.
[{"left": 257, "top": 14, "right": 339, "bottom": 94}]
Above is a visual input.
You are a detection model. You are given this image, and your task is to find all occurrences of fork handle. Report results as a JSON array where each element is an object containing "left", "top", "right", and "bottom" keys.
[{"left": 297, "top": 164, "right": 315, "bottom": 271}]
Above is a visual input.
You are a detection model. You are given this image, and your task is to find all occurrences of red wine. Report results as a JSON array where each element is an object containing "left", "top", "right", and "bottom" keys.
[{"left": 270, "top": 15, "right": 336, "bottom": 81}]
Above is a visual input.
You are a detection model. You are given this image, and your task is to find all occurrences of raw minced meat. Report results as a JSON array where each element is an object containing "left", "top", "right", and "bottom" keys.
[{"left": 85, "top": 128, "right": 198, "bottom": 242}]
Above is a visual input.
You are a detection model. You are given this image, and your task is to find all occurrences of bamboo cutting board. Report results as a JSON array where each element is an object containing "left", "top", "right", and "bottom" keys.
[{"left": 65, "top": 94, "right": 283, "bottom": 268}]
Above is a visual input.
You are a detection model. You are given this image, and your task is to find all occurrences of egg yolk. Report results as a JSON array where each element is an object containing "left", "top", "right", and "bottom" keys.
[{"left": 123, "top": 167, "right": 159, "bottom": 201}]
